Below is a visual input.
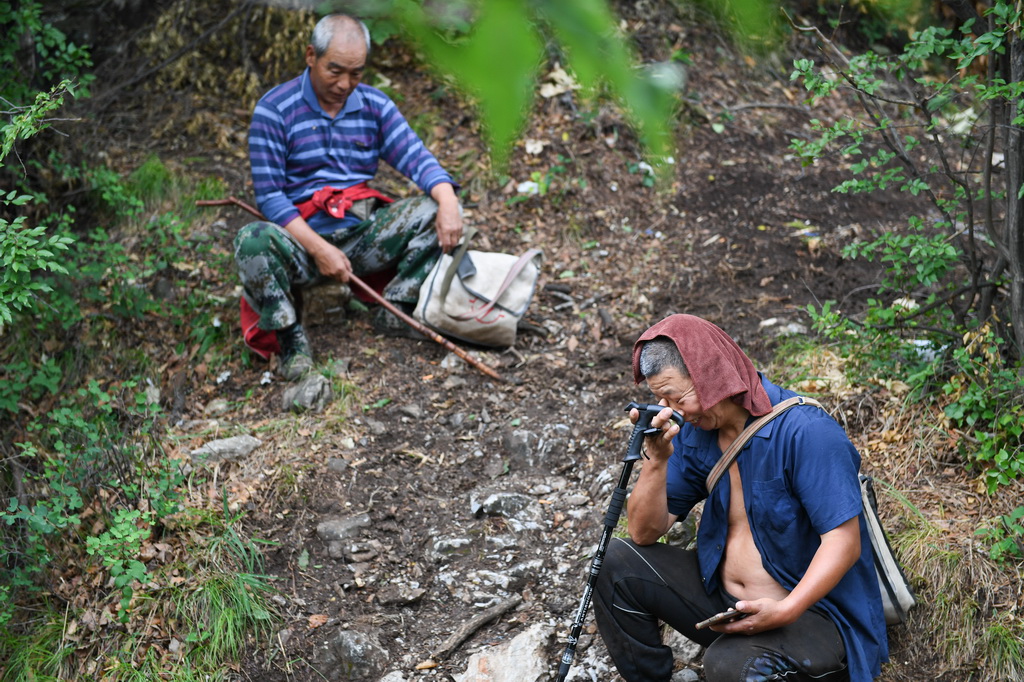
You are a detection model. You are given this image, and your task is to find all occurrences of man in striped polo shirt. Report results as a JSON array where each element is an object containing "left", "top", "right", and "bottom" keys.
[{"left": 235, "top": 13, "right": 463, "bottom": 380}]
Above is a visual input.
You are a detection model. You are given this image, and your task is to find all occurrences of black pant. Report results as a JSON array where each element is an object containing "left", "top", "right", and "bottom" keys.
[{"left": 593, "top": 538, "right": 849, "bottom": 682}]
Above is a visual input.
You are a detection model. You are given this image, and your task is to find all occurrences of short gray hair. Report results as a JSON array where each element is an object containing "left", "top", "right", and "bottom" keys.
[
  {"left": 638, "top": 338, "right": 689, "bottom": 379},
  {"left": 311, "top": 14, "right": 371, "bottom": 58}
]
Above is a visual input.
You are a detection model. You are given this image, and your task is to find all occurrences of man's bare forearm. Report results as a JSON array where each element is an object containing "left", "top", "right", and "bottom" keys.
[{"left": 627, "top": 459, "right": 676, "bottom": 545}]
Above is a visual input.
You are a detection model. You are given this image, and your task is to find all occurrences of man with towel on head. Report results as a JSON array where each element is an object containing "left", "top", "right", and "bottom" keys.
[{"left": 593, "top": 314, "right": 888, "bottom": 682}]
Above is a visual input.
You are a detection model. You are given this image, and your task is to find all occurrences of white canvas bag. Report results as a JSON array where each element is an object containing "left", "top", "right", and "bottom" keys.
[{"left": 414, "top": 229, "right": 542, "bottom": 347}]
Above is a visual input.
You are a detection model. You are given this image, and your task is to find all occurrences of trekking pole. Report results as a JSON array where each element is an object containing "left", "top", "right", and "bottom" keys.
[
  {"left": 196, "top": 196, "right": 504, "bottom": 382},
  {"left": 556, "top": 402, "right": 685, "bottom": 682}
]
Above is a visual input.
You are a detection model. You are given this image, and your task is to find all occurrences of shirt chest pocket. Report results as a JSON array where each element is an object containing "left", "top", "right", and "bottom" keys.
[
  {"left": 330, "top": 131, "right": 375, "bottom": 156},
  {"left": 750, "top": 477, "right": 799, "bottom": 533}
]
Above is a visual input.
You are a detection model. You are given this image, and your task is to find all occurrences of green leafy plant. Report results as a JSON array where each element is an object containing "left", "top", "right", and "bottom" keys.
[
  {"left": 0, "top": 3, "right": 94, "bottom": 106},
  {"left": 976, "top": 506, "right": 1024, "bottom": 562},
  {"left": 794, "top": 2, "right": 1024, "bottom": 491},
  {"left": 340, "top": 0, "right": 682, "bottom": 167},
  {"left": 942, "top": 325, "right": 1024, "bottom": 492},
  {"left": 1, "top": 82, "right": 77, "bottom": 326},
  {"left": 85, "top": 508, "right": 153, "bottom": 621}
]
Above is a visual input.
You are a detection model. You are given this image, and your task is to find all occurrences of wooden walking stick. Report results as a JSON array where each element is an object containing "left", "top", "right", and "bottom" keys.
[
  {"left": 346, "top": 275, "right": 503, "bottom": 381},
  {"left": 197, "top": 196, "right": 504, "bottom": 382}
]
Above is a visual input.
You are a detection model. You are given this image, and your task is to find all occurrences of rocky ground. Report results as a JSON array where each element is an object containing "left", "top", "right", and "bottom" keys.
[{"left": 145, "top": 3, "right": 976, "bottom": 682}]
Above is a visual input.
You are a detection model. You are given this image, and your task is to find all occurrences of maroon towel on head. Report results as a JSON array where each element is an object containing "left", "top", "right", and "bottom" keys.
[{"left": 631, "top": 314, "right": 772, "bottom": 417}]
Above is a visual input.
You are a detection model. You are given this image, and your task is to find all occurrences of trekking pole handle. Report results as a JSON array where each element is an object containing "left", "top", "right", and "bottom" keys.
[{"left": 623, "top": 401, "right": 685, "bottom": 461}]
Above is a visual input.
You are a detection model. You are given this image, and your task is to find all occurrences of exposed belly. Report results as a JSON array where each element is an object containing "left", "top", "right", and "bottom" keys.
[
  {"left": 721, "top": 464, "right": 790, "bottom": 602},
  {"left": 721, "top": 521, "right": 790, "bottom": 601}
]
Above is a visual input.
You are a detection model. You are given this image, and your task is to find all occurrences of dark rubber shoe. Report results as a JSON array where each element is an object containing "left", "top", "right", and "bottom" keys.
[{"left": 277, "top": 324, "right": 314, "bottom": 380}]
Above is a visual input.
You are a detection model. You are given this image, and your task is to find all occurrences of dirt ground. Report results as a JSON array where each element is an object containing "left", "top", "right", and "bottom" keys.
[{"left": 140, "top": 3, "right": 966, "bottom": 681}]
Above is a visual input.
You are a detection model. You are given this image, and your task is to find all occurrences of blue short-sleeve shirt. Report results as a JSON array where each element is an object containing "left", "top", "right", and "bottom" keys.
[{"left": 664, "top": 375, "right": 889, "bottom": 681}]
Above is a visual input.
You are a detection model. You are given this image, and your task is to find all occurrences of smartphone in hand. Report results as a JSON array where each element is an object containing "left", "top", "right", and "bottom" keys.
[{"left": 695, "top": 608, "right": 747, "bottom": 630}]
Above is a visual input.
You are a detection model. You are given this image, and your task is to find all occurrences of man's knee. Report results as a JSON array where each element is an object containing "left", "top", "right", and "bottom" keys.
[
  {"left": 234, "top": 221, "right": 279, "bottom": 259},
  {"left": 597, "top": 538, "right": 637, "bottom": 590},
  {"left": 703, "top": 641, "right": 782, "bottom": 682},
  {"left": 703, "top": 636, "right": 847, "bottom": 682},
  {"left": 386, "top": 196, "right": 440, "bottom": 229}
]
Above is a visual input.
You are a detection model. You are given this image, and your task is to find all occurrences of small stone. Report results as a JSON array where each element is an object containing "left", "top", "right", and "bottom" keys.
[
  {"left": 190, "top": 435, "right": 261, "bottom": 463},
  {"left": 281, "top": 373, "right": 333, "bottom": 413},
  {"left": 443, "top": 375, "right": 468, "bottom": 389},
  {"left": 316, "top": 512, "right": 372, "bottom": 542},
  {"left": 398, "top": 403, "right": 425, "bottom": 419},
  {"left": 319, "top": 629, "right": 388, "bottom": 680},
  {"left": 365, "top": 418, "right": 386, "bottom": 436},
  {"left": 376, "top": 584, "right": 427, "bottom": 606},
  {"left": 204, "top": 398, "right": 230, "bottom": 415}
]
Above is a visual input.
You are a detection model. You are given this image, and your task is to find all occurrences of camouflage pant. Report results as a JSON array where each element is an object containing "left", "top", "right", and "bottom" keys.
[{"left": 234, "top": 196, "right": 442, "bottom": 331}]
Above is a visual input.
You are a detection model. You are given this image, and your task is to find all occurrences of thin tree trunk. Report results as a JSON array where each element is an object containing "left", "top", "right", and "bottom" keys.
[{"left": 1006, "top": 37, "right": 1024, "bottom": 361}]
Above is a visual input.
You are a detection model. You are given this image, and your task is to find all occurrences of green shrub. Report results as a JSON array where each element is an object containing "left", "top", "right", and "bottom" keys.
[
  {"left": 794, "top": 3, "right": 1024, "bottom": 502},
  {"left": 0, "top": 3, "right": 94, "bottom": 106}
]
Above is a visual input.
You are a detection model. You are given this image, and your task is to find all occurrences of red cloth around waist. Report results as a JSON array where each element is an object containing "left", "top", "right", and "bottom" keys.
[{"left": 295, "top": 182, "right": 393, "bottom": 221}]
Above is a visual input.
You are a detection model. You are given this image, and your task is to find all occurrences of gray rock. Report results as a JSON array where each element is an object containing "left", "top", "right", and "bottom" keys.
[
  {"left": 327, "top": 458, "right": 349, "bottom": 474},
  {"left": 505, "top": 424, "right": 575, "bottom": 472},
  {"left": 341, "top": 539, "right": 381, "bottom": 563},
  {"left": 203, "top": 398, "right": 230, "bottom": 415},
  {"left": 282, "top": 373, "right": 333, "bottom": 413},
  {"left": 665, "top": 511, "right": 698, "bottom": 549},
  {"left": 664, "top": 627, "right": 703, "bottom": 665},
  {"left": 454, "top": 623, "right": 549, "bottom": 682},
  {"left": 316, "top": 512, "right": 371, "bottom": 542},
  {"left": 190, "top": 435, "right": 261, "bottom": 463},
  {"left": 427, "top": 535, "right": 474, "bottom": 563},
  {"left": 378, "top": 672, "right": 406, "bottom": 682},
  {"left": 671, "top": 669, "right": 700, "bottom": 682},
  {"left": 440, "top": 352, "right": 466, "bottom": 372},
  {"left": 365, "top": 417, "right": 387, "bottom": 436},
  {"left": 376, "top": 583, "right": 426, "bottom": 606},
  {"left": 443, "top": 375, "right": 468, "bottom": 389},
  {"left": 507, "top": 559, "right": 543, "bottom": 579},
  {"left": 398, "top": 403, "right": 425, "bottom": 420},
  {"left": 319, "top": 629, "right": 388, "bottom": 680},
  {"left": 504, "top": 429, "right": 538, "bottom": 469},
  {"left": 467, "top": 569, "right": 512, "bottom": 590},
  {"left": 758, "top": 317, "right": 809, "bottom": 338},
  {"left": 485, "top": 535, "right": 519, "bottom": 550},
  {"left": 469, "top": 489, "right": 544, "bottom": 531}
]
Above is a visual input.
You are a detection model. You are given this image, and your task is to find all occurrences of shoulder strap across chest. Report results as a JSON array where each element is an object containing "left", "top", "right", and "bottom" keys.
[{"left": 704, "top": 396, "right": 824, "bottom": 494}]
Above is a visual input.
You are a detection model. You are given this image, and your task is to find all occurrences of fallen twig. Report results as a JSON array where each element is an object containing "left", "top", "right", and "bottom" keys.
[{"left": 432, "top": 594, "right": 523, "bottom": 660}]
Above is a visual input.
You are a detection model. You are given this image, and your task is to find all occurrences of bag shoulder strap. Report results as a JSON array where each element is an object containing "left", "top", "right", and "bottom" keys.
[
  {"left": 704, "top": 396, "right": 824, "bottom": 493},
  {"left": 448, "top": 248, "right": 542, "bottom": 321},
  {"left": 439, "top": 225, "right": 478, "bottom": 300}
]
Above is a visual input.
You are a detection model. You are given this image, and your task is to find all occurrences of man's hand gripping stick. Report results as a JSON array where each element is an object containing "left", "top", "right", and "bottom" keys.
[{"left": 625, "top": 401, "right": 686, "bottom": 460}]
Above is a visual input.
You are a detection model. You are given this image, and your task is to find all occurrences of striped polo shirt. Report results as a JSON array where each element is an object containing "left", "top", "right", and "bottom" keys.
[{"left": 249, "top": 69, "right": 455, "bottom": 233}]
